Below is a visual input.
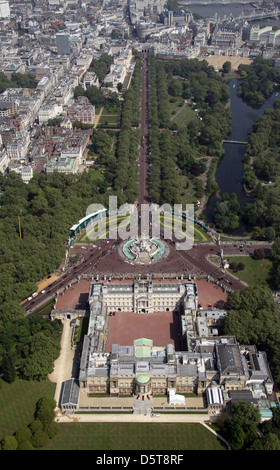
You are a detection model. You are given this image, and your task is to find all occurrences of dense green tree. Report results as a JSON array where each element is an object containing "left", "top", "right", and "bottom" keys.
[
  {"left": 36, "top": 406, "right": 55, "bottom": 425},
  {"left": 227, "top": 422, "right": 246, "bottom": 450},
  {"left": 1, "top": 353, "right": 16, "bottom": 383},
  {"left": 254, "top": 247, "right": 265, "bottom": 259},
  {"left": 222, "top": 61, "right": 231, "bottom": 74},
  {"left": 89, "top": 53, "right": 114, "bottom": 82},
  {"left": 31, "top": 429, "right": 49, "bottom": 448},
  {"left": 236, "top": 402, "right": 260, "bottom": 425},
  {"left": 242, "top": 203, "right": 259, "bottom": 226},
  {"left": 237, "top": 57, "right": 280, "bottom": 107},
  {"left": 19, "top": 332, "right": 60, "bottom": 381},
  {"left": 168, "top": 77, "right": 183, "bottom": 97},
  {"left": 10, "top": 72, "right": 37, "bottom": 89},
  {"left": 258, "top": 433, "right": 280, "bottom": 450},
  {"left": 44, "top": 422, "right": 59, "bottom": 439},
  {"left": 28, "top": 419, "right": 44, "bottom": 434},
  {"left": 226, "top": 401, "right": 261, "bottom": 450},
  {"left": 272, "top": 407, "right": 280, "bottom": 428},
  {"left": 147, "top": 54, "right": 231, "bottom": 208},
  {"left": 17, "top": 440, "right": 34, "bottom": 450},
  {"left": 264, "top": 226, "right": 276, "bottom": 241},
  {"left": 36, "top": 395, "right": 57, "bottom": 410},
  {"left": 223, "top": 286, "right": 280, "bottom": 386},
  {"left": 15, "top": 426, "right": 32, "bottom": 446},
  {"left": 269, "top": 237, "right": 280, "bottom": 289},
  {"left": 213, "top": 193, "right": 240, "bottom": 232},
  {"left": 0, "top": 71, "right": 38, "bottom": 94},
  {"left": 35, "top": 395, "right": 56, "bottom": 427},
  {"left": 0, "top": 167, "right": 113, "bottom": 325},
  {"left": 1, "top": 435, "right": 18, "bottom": 450}
]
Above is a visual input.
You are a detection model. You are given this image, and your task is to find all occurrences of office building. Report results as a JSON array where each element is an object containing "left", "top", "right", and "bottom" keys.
[{"left": 56, "top": 34, "right": 70, "bottom": 55}]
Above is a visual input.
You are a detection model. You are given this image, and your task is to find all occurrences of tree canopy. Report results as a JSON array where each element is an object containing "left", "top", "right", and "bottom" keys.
[
  {"left": 223, "top": 286, "right": 280, "bottom": 386},
  {"left": 237, "top": 56, "right": 280, "bottom": 108},
  {"left": 213, "top": 192, "right": 240, "bottom": 232},
  {"left": 0, "top": 71, "right": 38, "bottom": 94},
  {"left": 147, "top": 54, "right": 231, "bottom": 206},
  {"left": 241, "top": 100, "right": 280, "bottom": 240}
]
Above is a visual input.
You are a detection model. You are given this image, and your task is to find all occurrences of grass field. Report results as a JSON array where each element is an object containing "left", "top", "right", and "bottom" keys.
[
  {"left": 43, "top": 422, "right": 226, "bottom": 450},
  {"left": 172, "top": 104, "right": 197, "bottom": 127},
  {"left": 0, "top": 379, "right": 56, "bottom": 440},
  {"left": 78, "top": 215, "right": 129, "bottom": 243},
  {"left": 98, "top": 115, "right": 120, "bottom": 127},
  {"left": 159, "top": 214, "right": 212, "bottom": 243},
  {"left": 170, "top": 98, "right": 197, "bottom": 128},
  {"left": 0, "top": 380, "right": 225, "bottom": 450},
  {"left": 178, "top": 174, "right": 197, "bottom": 206},
  {"left": 78, "top": 212, "right": 212, "bottom": 244},
  {"left": 87, "top": 167, "right": 106, "bottom": 180},
  {"left": 227, "top": 256, "right": 272, "bottom": 288},
  {"left": 97, "top": 106, "right": 120, "bottom": 128}
]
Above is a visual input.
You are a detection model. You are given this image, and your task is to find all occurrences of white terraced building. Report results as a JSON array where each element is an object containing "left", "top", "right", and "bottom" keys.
[{"left": 88, "top": 279, "right": 197, "bottom": 315}]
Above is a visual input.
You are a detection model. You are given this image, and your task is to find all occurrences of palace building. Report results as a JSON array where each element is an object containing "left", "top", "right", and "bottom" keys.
[
  {"left": 76, "top": 279, "right": 274, "bottom": 402},
  {"left": 88, "top": 278, "right": 197, "bottom": 315}
]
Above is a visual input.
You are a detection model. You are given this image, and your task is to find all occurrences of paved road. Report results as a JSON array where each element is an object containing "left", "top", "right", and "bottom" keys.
[
  {"left": 56, "top": 411, "right": 209, "bottom": 424},
  {"left": 137, "top": 52, "right": 149, "bottom": 209}
]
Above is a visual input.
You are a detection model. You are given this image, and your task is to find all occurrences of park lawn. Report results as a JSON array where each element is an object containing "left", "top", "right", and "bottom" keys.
[
  {"left": 78, "top": 215, "right": 129, "bottom": 243},
  {"left": 193, "top": 225, "right": 212, "bottom": 242},
  {"left": 31, "top": 298, "right": 55, "bottom": 316},
  {"left": 102, "top": 106, "right": 120, "bottom": 115},
  {"left": 227, "top": 256, "right": 272, "bottom": 288},
  {"left": 87, "top": 167, "right": 106, "bottom": 181},
  {"left": 98, "top": 115, "right": 120, "bottom": 126},
  {"left": 159, "top": 214, "right": 212, "bottom": 243},
  {"left": 178, "top": 174, "right": 197, "bottom": 206},
  {"left": 172, "top": 104, "right": 197, "bottom": 128},
  {"left": 98, "top": 106, "right": 120, "bottom": 127},
  {"left": 169, "top": 97, "right": 184, "bottom": 113},
  {"left": 43, "top": 422, "right": 226, "bottom": 450},
  {"left": 169, "top": 97, "right": 197, "bottom": 128},
  {"left": 0, "top": 378, "right": 56, "bottom": 440}
]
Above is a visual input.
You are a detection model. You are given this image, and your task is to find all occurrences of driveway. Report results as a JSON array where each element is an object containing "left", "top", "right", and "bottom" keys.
[{"left": 48, "top": 319, "right": 75, "bottom": 405}]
